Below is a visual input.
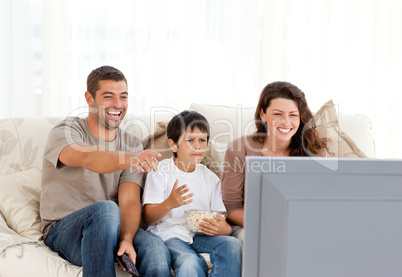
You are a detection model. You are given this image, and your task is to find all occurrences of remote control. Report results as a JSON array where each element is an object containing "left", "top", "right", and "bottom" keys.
[{"left": 117, "top": 253, "right": 139, "bottom": 277}]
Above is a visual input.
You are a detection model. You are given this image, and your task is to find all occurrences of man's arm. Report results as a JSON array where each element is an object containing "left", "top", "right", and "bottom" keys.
[
  {"left": 117, "top": 182, "right": 142, "bottom": 264},
  {"left": 59, "top": 142, "right": 160, "bottom": 173}
]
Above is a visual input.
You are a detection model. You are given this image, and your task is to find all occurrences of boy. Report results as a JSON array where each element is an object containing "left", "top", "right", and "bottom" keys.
[{"left": 142, "top": 110, "right": 242, "bottom": 277}]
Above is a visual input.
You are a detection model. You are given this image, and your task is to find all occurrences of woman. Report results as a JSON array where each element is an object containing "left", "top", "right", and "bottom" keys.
[{"left": 221, "top": 81, "right": 331, "bottom": 242}]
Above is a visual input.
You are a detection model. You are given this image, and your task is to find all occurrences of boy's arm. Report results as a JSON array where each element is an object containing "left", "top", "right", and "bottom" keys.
[
  {"left": 59, "top": 142, "right": 160, "bottom": 173},
  {"left": 117, "top": 182, "right": 142, "bottom": 265},
  {"left": 143, "top": 203, "right": 172, "bottom": 226},
  {"left": 143, "top": 179, "right": 193, "bottom": 225}
]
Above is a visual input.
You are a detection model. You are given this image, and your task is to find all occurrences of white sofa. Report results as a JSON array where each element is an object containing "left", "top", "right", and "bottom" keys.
[{"left": 0, "top": 101, "right": 375, "bottom": 276}]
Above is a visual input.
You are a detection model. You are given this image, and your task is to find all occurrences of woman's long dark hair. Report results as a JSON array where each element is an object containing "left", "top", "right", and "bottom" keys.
[{"left": 253, "top": 81, "right": 331, "bottom": 156}]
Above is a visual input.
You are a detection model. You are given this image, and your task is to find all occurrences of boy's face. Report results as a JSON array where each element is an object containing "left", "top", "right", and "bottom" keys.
[{"left": 169, "top": 127, "right": 208, "bottom": 172}]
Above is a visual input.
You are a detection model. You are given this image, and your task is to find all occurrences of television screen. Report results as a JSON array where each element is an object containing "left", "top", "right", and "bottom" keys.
[{"left": 243, "top": 157, "right": 402, "bottom": 277}]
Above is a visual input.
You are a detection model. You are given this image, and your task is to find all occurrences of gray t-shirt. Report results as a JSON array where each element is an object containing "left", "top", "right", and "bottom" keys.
[{"left": 40, "top": 117, "right": 143, "bottom": 235}]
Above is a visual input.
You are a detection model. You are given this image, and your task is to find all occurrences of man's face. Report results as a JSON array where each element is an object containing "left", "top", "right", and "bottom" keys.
[{"left": 88, "top": 80, "right": 128, "bottom": 130}]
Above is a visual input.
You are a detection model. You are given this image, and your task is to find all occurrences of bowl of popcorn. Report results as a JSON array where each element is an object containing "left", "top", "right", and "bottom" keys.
[{"left": 184, "top": 210, "right": 227, "bottom": 235}]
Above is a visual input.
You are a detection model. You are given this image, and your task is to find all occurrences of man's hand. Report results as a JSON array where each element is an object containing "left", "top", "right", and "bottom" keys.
[
  {"left": 199, "top": 215, "right": 232, "bottom": 236},
  {"left": 166, "top": 179, "right": 194, "bottom": 209},
  {"left": 129, "top": 149, "right": 160, "bottom": 172},
  {"left": 116, "top": 239, "right": 137, "bottom": 269}
]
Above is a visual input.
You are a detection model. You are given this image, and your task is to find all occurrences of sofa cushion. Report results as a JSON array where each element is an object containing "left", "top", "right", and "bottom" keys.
[
  {"left": 141, "top": 121, "right": 172, "bottom": 161},
  {"left": 0, "top": 167, "right": 43, "bottom": 240},
  {"left": 314, "top": 100, "right": 367, "bottom": 157},
  {"left": 0, "top": 238, "right": 83, "bottom": 277},
  {"left": 0, "top": 211, "right": 79, "bottom": 276},
  {"left": 0, "top": 117, "right": 62, "bottom": 175}
]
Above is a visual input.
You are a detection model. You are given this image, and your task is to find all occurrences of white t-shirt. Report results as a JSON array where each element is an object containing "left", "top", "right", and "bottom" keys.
[{"left": 143, "top": 157, "right": 226, "bottom": 244}]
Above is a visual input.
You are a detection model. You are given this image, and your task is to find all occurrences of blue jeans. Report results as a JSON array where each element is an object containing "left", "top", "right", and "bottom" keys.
[
  {"left": 44, "top": 200, "right": 171, "bottom": 277},
  {"left": 134, "top": 228, "right": 171, "bottom": 277},
  {"left": 165, "top": 235, "right": 242, "bottom": 277}
]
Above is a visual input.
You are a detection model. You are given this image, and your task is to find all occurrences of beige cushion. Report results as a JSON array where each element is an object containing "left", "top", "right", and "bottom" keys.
[
  {"left": 314, "top": 100, "right": 367, "bottom": 157},
  {"left": 141, "top": 121, "right": 172, "bottom": 161},
  {"left": 0, "top": 168, "right": 43, "bottom": 240}
]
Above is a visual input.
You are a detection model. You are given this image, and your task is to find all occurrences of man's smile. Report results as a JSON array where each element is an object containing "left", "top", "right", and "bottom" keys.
[{"left": 106, "top": 110, "right": 123, "bottom": 119}]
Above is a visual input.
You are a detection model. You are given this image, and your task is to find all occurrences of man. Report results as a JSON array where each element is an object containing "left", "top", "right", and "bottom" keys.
[{"left": 40, "top": 65, "right": 171, "bottom": 277}]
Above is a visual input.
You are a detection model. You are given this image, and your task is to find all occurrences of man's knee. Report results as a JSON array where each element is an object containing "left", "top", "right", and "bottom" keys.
[
  {"left": 92, "top": 200, "right": 120, "bottom": 219},
  {"left": 88, "top": 200, "right": 120, "bottom": 234},
  {"left": 135, "top": 229, "right": 170, "bottom": 259},
  {"left": 134, "top": 230, "right": 171, "bottom": 276}
]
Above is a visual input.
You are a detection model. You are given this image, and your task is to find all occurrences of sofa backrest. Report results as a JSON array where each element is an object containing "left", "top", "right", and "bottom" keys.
[
  {"left": 0, "top": 102, "right": 376, "bottom": 176},
  {"left": 0, "top": 117, "right": 63, "bottom": 176},
  {"left": 189, "top": 102, "right": 375, "bottom": 158}
]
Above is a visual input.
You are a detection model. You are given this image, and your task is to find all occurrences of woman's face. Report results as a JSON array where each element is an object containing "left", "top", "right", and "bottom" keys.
[{"left": 260, "top": 97, "right": 300, "bottom": 144}]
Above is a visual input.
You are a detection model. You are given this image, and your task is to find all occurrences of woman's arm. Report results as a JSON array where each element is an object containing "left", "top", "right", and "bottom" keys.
[
  {"left": 221, "top": 138, "right": 248, "bottom": 227},
  {"left": 227, "top": 209, "right": 245, "bottom": 228}
]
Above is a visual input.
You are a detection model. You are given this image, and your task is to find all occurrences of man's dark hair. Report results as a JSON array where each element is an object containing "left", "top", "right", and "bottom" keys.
[
  {"left": 167, "top": 111, "right": 210, "bottom": 157},
  {"left": 87, "top": 65, "right": 127, "bottom": 98}
]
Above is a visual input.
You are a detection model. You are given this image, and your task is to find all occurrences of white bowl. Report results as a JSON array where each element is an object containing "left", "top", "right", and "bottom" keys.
[{"left": 184, "top": 209, "right": 226, "bottom": 235}]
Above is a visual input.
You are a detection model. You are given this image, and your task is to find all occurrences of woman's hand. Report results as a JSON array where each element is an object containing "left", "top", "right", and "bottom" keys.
[{"left": 199, "top": 215, "right": 232, "bottom": 236}]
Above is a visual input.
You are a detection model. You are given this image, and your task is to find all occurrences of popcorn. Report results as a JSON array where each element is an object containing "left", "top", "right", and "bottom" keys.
[{"left": 185, "top": 210, "right": 226, "bottom": 234}]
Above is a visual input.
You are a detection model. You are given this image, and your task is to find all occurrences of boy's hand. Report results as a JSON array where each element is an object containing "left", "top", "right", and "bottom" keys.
[
  {"left": 199, "top": 215, "right": 232, "bottom": 236},
  {"left": 167, "top": 179, "right": 194, "bottom": 209}
]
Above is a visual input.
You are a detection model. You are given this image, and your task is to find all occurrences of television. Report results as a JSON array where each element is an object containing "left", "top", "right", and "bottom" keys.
[{"left": 243, "top": 157, "right": 402, "bottom": 277}]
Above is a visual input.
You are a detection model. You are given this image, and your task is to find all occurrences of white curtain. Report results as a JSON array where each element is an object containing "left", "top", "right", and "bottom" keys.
[
  {"left": 1, "top": 0, "right": 401, "bottom": 158},
  {"left": 0, "top": 0, "right": 36, "bottom": 117},
  {"left": 261, "top": 0, "right": 402, "bottom": 159}
]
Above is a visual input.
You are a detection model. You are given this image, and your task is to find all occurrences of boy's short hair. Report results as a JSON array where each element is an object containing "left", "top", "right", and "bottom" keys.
[
  {"left": 167, "top": 111, "right": 210, "bottom": 157},
  {"left": 87, "top": 65, "right": 127, "bottom": 98}
]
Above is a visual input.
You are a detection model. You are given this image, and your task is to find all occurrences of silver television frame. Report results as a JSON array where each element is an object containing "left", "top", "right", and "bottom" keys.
[{"left": 243, "top": 157, "right": 402, "bottom": 277}]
